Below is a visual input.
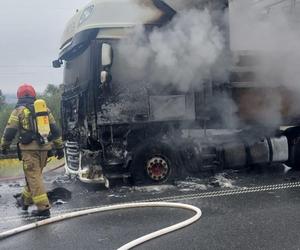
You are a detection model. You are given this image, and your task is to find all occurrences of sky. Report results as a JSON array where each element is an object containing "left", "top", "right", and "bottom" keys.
[{"left": 0, "top": 0, "right": 88, "bottom": 95}]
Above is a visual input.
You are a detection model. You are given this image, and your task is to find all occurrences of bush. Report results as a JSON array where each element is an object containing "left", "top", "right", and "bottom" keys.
[
  {"left": 0, "top": 104, "right": 14, "bottom": 139},
  {"left": 38, "top": 84, "right": 62, "bottom": 128}
]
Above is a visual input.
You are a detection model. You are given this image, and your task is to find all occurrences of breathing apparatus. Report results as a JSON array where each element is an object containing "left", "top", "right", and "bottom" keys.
[
  {"left": 17, "top": 84, "right": 51, "bottom": 145},
  {"left": 33, "top": 99, "right": 51, "bottom": 144}
]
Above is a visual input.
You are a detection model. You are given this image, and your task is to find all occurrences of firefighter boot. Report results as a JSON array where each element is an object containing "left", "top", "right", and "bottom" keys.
[
  {"left": 15, "top": 196, "right": 29, "bottom": 211},
  {"left": 31, "top": 209, "right": 50, "bottom": 218}
]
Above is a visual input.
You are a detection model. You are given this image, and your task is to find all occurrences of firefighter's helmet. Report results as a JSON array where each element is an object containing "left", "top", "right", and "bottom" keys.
[{"left": 17, "top": 83, "right": 36, "bottom": 99}]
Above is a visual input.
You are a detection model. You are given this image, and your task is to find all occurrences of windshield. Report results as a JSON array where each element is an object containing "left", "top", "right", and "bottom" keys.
[{"left": 63, "top": 45, "right": 92, "bottom": 87}]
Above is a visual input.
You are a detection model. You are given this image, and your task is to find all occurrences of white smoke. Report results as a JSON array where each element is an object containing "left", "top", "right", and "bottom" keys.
[
  {"left": 116, "top": 8, "right": 228, "bottom": 92},
  {"left": 163, "top": 0, "right": 208, "bottom": 11},
  {"left": 164, "top": 0, "right": 228, "bottom": 11},
  {"left": 230, "top": 0, "right": 300, "bottom": 126},
  {"left": 231, "top": 0, "right": 300, "bottom": 53}
]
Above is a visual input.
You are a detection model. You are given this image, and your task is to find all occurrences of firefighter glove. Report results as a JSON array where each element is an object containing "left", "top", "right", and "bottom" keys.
[{"left": 55, "top": 148, "right": 64, "bottom": 160}]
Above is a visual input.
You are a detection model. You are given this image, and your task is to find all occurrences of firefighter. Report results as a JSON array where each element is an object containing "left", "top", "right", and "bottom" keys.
[{"left": 0, "top": 83, "right": 64, "bottom": 218}]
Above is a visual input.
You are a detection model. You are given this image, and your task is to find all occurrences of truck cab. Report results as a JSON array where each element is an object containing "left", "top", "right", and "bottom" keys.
[{"left": 53, "top": 0, "right": 300, "bottom": 186}]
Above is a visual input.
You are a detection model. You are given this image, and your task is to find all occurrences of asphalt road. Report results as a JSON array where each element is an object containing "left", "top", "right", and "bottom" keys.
[{"left": 1, "top": 165, "right": 300, "bottom": 250}]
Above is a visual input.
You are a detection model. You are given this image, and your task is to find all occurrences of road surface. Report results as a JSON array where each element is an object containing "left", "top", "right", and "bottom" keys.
[{"left": 0, "top": 164, "right": 300, "bottom": 249}]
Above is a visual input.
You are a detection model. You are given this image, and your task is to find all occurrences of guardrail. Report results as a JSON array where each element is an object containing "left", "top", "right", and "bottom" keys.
[{"left": 0, "top": 148, "right": 18, "bottom": 160}]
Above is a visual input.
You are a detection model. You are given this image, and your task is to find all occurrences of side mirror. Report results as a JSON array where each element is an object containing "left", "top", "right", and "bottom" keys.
[
  {"left": 52, "top": 59, "right": 62, "bottom": 68},
  {"left": 101, "top": 71, "right": 108, "bottom": 84},
  {"left": 100, "top": 71, "right": 112, "bottom": 85},
  {"left": 101, "top": 43, "right": 112, "bottom": 67},
  {"left": 100, "top": 43, "right": 113, "bottom": 86}
]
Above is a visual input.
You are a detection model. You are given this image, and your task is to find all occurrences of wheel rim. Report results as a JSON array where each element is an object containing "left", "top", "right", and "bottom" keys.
[{"left": 146, "top": 156, "right": 170, "bottom": 182}]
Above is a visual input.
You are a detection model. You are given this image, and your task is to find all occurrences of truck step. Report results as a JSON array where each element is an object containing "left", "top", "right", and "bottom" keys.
[
  {"left": 65, "top": 141, "right": 80, "bottom": 171},
  {"left": 105, "top": 173, "right": 131, "bottom": 179}
]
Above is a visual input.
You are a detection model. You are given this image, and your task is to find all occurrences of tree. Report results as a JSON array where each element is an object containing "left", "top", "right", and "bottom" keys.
[
  {"left": 0, "top": 104, "right": 14, "bottom": 139},
  {"left": 0, "top": 90, "right": 5, "bottom": 111},
  {"left": 0, "top": 90, "right": 12, "bottom": 139},
  {"left": 39, "top": 84, "right": 62, "bottom": 127}
]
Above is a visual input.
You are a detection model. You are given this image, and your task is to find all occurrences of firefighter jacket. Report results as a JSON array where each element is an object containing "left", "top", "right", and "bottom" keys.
[{"left": 1, "top": 97, "right": 63, "bottom": 151}]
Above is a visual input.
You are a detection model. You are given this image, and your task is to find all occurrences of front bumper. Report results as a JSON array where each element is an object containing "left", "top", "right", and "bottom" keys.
[{"left": 78, "top": 168, "right": 109, "bottom": 187}]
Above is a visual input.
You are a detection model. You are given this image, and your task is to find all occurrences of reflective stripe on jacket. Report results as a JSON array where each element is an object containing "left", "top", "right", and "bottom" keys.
[{"left": 1, "top": 105, "right": 63, "bottom": 151}]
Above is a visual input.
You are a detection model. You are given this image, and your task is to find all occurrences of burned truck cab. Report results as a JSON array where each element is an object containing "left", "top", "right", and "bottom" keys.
[
  {"left": 53, "top": 0, "right": 298, "bottom": 186},
  {"left": 53, "top": 0, "right": 189, "bottom": 184},
  {"left": 53, "top": 0, "right": 230, "bottom": 185}
]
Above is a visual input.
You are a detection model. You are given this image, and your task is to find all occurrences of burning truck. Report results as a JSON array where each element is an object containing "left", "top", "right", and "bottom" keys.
[{"left": 53, "top": 0, "right": 300, "bottom": 186}]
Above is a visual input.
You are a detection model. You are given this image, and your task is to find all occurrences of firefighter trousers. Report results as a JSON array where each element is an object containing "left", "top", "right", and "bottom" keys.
[{"left": 21, "top": 150, "right": 51, "bottom": 210}]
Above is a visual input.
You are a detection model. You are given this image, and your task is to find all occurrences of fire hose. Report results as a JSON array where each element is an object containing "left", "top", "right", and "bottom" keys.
[{"left": 0, "top": 202, "right": 202, "bottom": 250}]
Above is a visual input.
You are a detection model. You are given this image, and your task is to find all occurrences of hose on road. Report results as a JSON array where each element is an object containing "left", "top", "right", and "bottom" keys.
[{"left": 0, "top": 202, "right": 202, "bottom": 250}]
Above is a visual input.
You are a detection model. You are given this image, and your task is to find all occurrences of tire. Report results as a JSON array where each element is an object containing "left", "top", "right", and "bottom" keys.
[
  {"left": 130, "top": 140, "right": 179, "bottom": 185},
  {"left": 283, "top": 127, "right": 300, "bottom": 170}
]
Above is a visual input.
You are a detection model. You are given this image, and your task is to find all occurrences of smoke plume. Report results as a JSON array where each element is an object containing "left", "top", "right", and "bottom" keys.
[
  {"left": 106, "top": 2, "right": 236, "bottom": 127},
  {"left": 111, "top": 0, "right": 300, "bottom": 128},
  {"left": 116, "top": 8, "right": 228, "bottom": 92},
  {"left": 230, "top": 0, "right": 300, "bottom": 126}
]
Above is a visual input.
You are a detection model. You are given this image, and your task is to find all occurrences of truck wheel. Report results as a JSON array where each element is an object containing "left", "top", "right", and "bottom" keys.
[
  {"left": 130, "top": 141, "right": 179, "bottom": 185},
  {"left": 284, "top": 127, "right": 300, "bottom": 170}
]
